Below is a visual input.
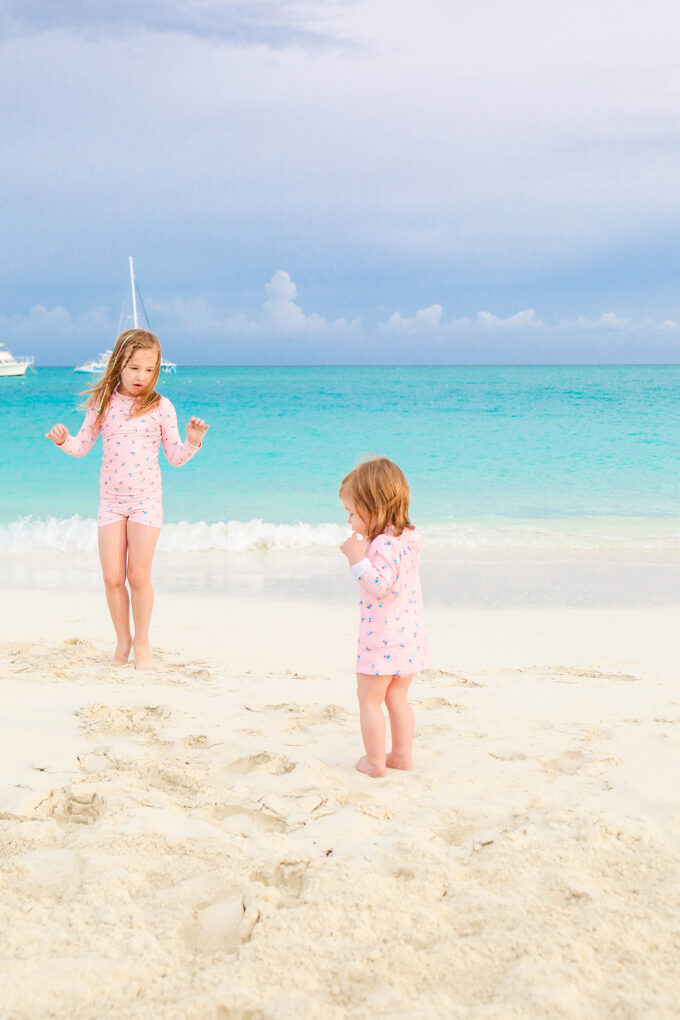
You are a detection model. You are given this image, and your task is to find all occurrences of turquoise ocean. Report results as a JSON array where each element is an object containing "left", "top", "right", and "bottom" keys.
[{"left": 2, "top": 365, "right": 680, "bottom": 556}]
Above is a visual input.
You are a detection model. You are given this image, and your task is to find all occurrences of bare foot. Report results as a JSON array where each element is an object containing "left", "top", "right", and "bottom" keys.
[
  {"left": 386, "top": 752, "right": 414, "bottom": 770},
  {"left": 133, "top": 640, "right": 155, "bottom": 670},
  {"left": 355, "top": 755, "right": 386, "bottom": 778},
  {"left": 111, "top": 638, "right": 132, "bottom": 666}
]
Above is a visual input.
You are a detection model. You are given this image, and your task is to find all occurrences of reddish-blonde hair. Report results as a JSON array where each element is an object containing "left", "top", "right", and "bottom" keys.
[
  {"left": 340, "top": 457, "right": 413, "bottom": 542},
  {"left": 82, "top": 329, "right": 162, "bottom": 423}
]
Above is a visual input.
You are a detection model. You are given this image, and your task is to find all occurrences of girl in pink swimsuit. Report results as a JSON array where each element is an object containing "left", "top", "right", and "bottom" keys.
[
  {"left": 46, "top": 329, "right": 209, "bottom": 669},
  {"left": 339, "top": 457, "right": 428, "bottom": 777}
]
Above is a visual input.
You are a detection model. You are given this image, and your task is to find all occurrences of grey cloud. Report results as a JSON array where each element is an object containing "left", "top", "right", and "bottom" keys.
[{"left": 0, "top": 0, "right": 353, "bottom": 48}]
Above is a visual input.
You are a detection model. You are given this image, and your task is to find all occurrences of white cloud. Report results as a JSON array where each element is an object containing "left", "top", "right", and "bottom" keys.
[
  {"left": 384, "top": 306, "right": 545, "bottom": 335},
  {"left": 4, "top": 277, "right": 680, "bottom": 366},
  {"left": 0, "top": 304, "right": 114, "bottom": 350},
  {"left": 382, "top": 303, "right": 679, "bottom": 339},
  {"left": 476, "top": 309, "right": 542, "bottom": 330},
  {"left": 262, "top": 271, "right": 331, "bottom": 334},
  {"left": 385, "top": 304, "right": 443, "bottom": 333},
  {"left": 147, "top": 271, "right": 360, "bottom": 339}
]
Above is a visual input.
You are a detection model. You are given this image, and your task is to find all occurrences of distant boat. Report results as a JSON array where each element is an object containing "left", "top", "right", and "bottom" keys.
[
  {"left": 74, "top": 350, "right": 113, "bottom": 375},
  {"left": 0, "top": 343, "right": 34, "bottom": 377},
  {"left": 75, "top": 257, "right": 177, "bottom": 375}
]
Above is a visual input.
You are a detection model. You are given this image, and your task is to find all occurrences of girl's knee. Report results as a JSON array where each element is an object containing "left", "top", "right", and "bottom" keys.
[
  {"left": 102, "top": 571, "right": 126, "bottom": 590},
  {"left": 127, "top": 568, "right": 151, "bottom": 591}
]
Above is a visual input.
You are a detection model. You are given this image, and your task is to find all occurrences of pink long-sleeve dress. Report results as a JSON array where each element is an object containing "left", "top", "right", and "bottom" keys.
[
  {"left": 350, "top": 526, "right": 428, "bottom": 677},
  {"left": 60, "top": 388, "right": 200, "bottom": 527}
]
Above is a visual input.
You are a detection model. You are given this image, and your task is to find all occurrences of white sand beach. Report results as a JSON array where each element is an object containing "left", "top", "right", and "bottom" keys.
[{"left": 1, "top": 585, "right": 680, "bottom": 1018}]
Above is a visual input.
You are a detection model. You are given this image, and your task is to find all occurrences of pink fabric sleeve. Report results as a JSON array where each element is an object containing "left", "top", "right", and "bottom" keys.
[
  {"left": 159, "top": 397, "right": 201, "bottom": 467},
  {"left": 60, "top": 407, "right": 101, "bottom": 457},
  {"left": 354, "top": 536, "right": 399, "bottom": 597}
]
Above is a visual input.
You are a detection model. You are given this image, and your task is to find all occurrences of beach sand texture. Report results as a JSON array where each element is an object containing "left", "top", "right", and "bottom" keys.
[{"left": 1, "top": 590, "right": 679, "bottom": 1019}]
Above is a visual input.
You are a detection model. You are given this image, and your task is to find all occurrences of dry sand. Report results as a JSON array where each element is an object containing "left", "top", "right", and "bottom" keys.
[{"left": 1, "top": 588, "right": 680, "bottom": 1019}]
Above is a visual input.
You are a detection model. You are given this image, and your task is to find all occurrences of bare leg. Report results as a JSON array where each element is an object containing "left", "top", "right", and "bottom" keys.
[
  {"left": 98, "top": 520, "right": 131, "bottom": 665},
  {"left": 385, "top": 673, "right": 415, "bottom": 769},
  {"left": 355, "top": 673, "right": 392, "bottom": 777},
  {"left": 126, "top": 522, "right": 161, "bottom": 669}
]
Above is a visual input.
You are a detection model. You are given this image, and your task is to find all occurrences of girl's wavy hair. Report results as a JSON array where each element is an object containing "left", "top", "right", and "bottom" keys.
[
  {"left": 82, "top": 329, "right": 162, "bottom": 423},
  {"left": 339, "top": 457, "right": 413, "bottom": 542}
]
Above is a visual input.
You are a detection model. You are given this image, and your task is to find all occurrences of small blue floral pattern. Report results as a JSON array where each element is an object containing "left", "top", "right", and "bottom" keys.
[
  {"left": 60, "top": 390, "right": 200, "bottom": 527},
  {"left": 354, "top": 526, "right": 428, "bottom": 677}
]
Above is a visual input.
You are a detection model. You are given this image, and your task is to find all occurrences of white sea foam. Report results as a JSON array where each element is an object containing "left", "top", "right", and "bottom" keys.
[
  {"left": 0, "top": 516, "right": 348, "bottom": 554},
  {"left": 3, "top": 515, "right": 680, "bottom": 554}
]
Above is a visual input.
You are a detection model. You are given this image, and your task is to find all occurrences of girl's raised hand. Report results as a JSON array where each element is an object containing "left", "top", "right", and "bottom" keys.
[
  {"left": 186, "top": 417, "right": 209, "bottom": 446},
  {"left": 45, "top": 424, "right": 69, "bottom": 446},
  {"left": 340, "top": 531, "right": 366, "bottom": 565}
]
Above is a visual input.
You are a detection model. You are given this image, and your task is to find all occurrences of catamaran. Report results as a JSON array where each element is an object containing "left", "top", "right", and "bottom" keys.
[
  {"left": 0, "top": 343, "right": 34, "bottom": 377},
  {"left": 75, "top": 257, "right": 177, "bottom": 374}
]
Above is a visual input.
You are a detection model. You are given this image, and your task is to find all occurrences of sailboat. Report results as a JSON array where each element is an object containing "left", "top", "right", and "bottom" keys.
[{"left": 75, "top": 257, "right": 177, "bottom": 374}]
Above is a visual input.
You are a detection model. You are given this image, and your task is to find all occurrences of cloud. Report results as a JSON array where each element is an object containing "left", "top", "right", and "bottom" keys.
[
  {"left": 385, "top": 305, "right": 443, "bottom": 333},
  {"left": 0, "top": 0, "right": 352, "bottom": 48},
  {"left": 476, "top": 309, "right": 541, "bottom": 330},
  {"left": 146, "top": 271, "right": 360, "bottom": 340},
  {"left": 0, "top": 304, "right": 113, "bottom": 344},
  {"left": 385, "top": 306, "right": 545, "bottom": 335},
  {"left": 559, "top": 312, "right": 632, "bottom": 331},
  {"left": 3, "top": 275, "right": 679, "bottom": 366},
  {"left": 383, "top": 304, "right": 679, "bottom": 339}
]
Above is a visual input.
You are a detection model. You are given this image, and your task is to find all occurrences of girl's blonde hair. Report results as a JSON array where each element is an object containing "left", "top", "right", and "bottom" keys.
[
  {"left": 340, "top": 457, "right": 413, "bottom": 542},
  {"left": 82, "top": 329, "right": 162, "bottom": 423}
]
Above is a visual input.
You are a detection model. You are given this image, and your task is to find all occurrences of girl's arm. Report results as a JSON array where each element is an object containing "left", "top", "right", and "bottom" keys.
[
  {"left": 350, "top": 537, "right": 399, "bottom": 598},
  {"left": 46, "top": 407, "right": 101, "bottom": 457},
  {"left": 159, "top": 398, "right": 207, "bottom": 466}
]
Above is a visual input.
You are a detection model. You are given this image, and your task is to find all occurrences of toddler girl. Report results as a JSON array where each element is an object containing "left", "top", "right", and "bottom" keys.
[
  {"left": 339, "top": 457, "right": 428, "bottom": 777},
  {"left": 46, "top": 329, "right": 209, "bottom": 668}
]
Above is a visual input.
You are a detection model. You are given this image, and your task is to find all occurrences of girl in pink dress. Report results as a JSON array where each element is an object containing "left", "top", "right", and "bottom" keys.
[
  {"left": 46, "top": 329, "right": 209, "bottom": 669},
  {"left": 340, "top": 457, "right": 428, "bottom": 777}
]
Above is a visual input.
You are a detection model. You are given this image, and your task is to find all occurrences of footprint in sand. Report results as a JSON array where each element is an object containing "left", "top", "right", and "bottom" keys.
[
  {"left": 541, "top": 749, "right": 589, "bottom": 774},
  {"left": 417, "top": 696, "right": 466, "bottom": 712},
  {"left": 183, "top": 884, "right": 259, "bottom": 952},
  {"left": 223, "top": 752, "right": 296, "bottom": 776},
  {"left": 420, "top": 667, "right": 484, "bottom": 688},
  {"left": 553, "top": 666, "right": 640, "bottom": 683},
  {"left": 438, "top": 815, "right": 498, "bottom": 848},
  {"left": 77, "top": 746, "right": 119, "bottom": 773},
  {"left": 37, "top": 785, "right": 102, "bottom": 826},
  {"left": 76, "top": 703, "right": 169, "bottom": 738},
  {"left": 252, "top": 859, "right": 309, "bottom": 903},
  {"left": 3, "top": 639, "right": 108, "bottom": 680},
  {"left": 540, "top": 745, "right": 622, "bottom": 777},
  {"left": 180, "top": 734, "right": 219, "bottom": 749},
  {"left": 207, "top": 804, "right": 288, "bottom": 835}
]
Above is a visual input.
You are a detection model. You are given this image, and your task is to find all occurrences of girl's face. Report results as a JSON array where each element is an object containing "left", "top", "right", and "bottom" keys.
[
  {"left": 119, "top": 347, "right": 158, "bottom": 397},
  {"left": 342, "top": 495, "right": 369, "bottom": 537}
]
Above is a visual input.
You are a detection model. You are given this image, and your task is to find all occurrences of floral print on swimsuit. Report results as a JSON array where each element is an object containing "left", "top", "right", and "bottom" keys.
[
  {"left": 60, "top": 388, "right": 200, "bottom": 527},
  {"left": 351, "top": 526, "right": 428, "bottom": 676}
]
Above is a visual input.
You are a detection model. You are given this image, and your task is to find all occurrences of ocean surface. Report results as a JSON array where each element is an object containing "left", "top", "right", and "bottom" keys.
[{"left": 2, "top": 365, "right": 680, "bottom": 556}]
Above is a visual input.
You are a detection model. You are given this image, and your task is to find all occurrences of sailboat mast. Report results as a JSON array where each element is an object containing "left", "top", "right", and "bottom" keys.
[{"left": 129, "top": 256, "right": 139, "bottom": 328}]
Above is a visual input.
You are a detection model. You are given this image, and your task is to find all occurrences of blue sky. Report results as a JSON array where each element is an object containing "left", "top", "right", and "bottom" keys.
[{"left": 1, "top": 0, "right": 679, "bottom": 364}]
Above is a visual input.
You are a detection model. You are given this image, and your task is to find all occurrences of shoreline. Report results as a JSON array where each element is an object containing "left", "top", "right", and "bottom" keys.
[{"left": 3, "top": 546, "right": 680, "bottom": 608}]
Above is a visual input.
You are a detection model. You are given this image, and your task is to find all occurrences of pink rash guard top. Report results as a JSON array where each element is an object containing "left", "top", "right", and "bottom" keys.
[
  {"left": 60, "top": 388, "right": 200, "bottom": 527},
  {"left": 350, "top": 526, "right": 429, "bottom": 677}
]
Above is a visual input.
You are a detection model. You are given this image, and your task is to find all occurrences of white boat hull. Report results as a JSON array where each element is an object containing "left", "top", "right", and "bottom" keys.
[{"left": 0, "top": 362, "right": 30, "bottom": 377}]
